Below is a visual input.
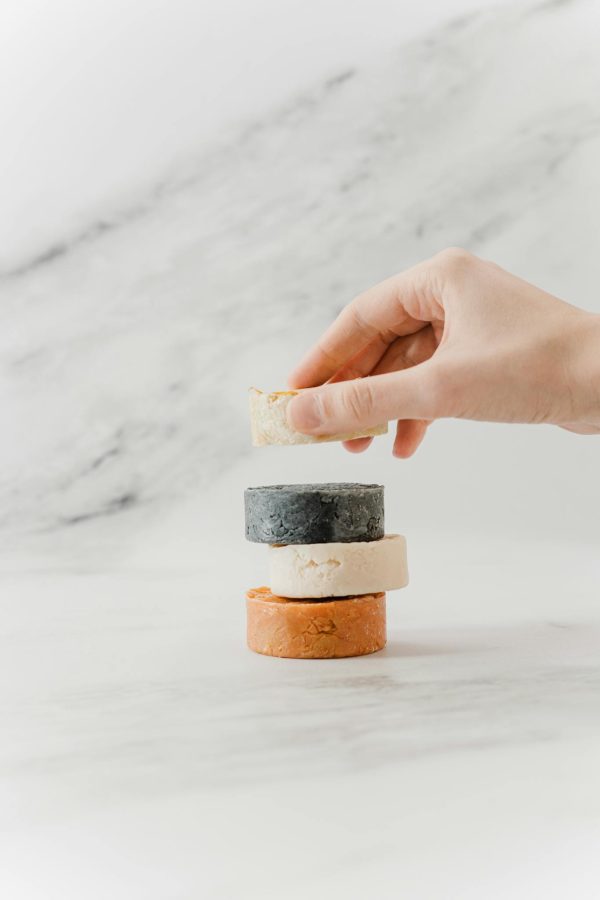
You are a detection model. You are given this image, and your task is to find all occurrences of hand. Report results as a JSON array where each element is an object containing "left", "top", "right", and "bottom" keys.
[{"left": 287, "top": 249, "right": 600, "bottom": 457}]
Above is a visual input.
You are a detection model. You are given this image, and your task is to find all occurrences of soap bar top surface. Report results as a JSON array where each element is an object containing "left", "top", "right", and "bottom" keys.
[
  {"left": 244, "top": 482, "right": 384, "bottom": 544},
  {"left": 249, "top": 388, "right": 388, "bottom": 446}
]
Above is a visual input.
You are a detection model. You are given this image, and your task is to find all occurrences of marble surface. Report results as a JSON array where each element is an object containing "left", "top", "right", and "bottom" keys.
[
  {"left": 3, "top": 536, "right": 600, "bottom": 899},
  {"left": 2, "top": 0, "right": 600, "bottom": 897}
]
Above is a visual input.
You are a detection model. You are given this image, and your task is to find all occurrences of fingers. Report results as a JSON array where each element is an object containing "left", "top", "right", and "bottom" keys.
[
  {"left": 342, "top": 421, "right": 428, "bottom": 456},
  {"left": 288, "top": 264, "right": 436, "bottom": 389},
  {"left": 338, "top": 329, "right": 438, "bottom": 456},
  {"left": 338, "top": 328, "right": 439, "bottom": 454},
  {"left": 371, "top": 325, "right": 438, "bottom": 377},
  {"left": 342, "top": 422, "right": 429, "bottom": 456},
  {"left": 560, "top": 422, "right": 600, "bottom": 435},
  {"left": 326, "top": 334, "right": 394, "bottom": 384},
  {"left": 342, "top": 436, "right": 373, "bottom": 453},
  {"left": 287, "top": 366, "right": 440, "bottom": 436},
  {"left": 393, "top": 419, "right": 429, "bottom": 458},
  {"left": 329, "top": 323, "right": 437, "bottom": 386}
]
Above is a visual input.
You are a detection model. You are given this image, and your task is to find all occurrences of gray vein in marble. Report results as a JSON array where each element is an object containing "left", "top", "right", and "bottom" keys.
[
  {"left": 0, "top": 3, "right": 543, "bottom": 282},
  {"left": 530, "top": 0, "right": 578, "bottom": 13},
  {"left": 1, "top": 67, "right": 360, "bottom": 282},
  {"left": 59, "top": 490, "right": 139, "bottom": 527}
]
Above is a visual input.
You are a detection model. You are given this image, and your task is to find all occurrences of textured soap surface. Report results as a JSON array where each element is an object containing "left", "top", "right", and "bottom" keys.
[
  {"left": 269, "top": 534, "right": 408, "bottom": 598},
  {"left": 245, "top": 483, "right": 384, "bottom": 544},
  {"left": 249, "top": 388, "right": 388, "bottom": 446},
  {"left": 246, "top": 587, "right": 386, "bottom": 658}
]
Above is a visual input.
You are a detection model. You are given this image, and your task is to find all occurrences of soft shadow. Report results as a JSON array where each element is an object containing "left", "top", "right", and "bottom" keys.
[{"left": 382, "top": 639, "right": 487, "bottom": 658}]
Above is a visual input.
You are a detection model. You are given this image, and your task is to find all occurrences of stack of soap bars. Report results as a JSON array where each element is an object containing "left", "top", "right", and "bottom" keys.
[{"left": 244, "top": 483, "right": 408, "bottom": 659}]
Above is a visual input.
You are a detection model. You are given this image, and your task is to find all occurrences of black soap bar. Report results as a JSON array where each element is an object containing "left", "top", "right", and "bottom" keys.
[{"left": 244, "top": 483, "right": 384, "bottom": 544}]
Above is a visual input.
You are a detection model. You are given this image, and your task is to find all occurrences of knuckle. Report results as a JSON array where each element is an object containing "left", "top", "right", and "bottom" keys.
[
  {"left": 348, "top": 298, "right": 375, "bottom": 337},
  {"left": 433, "top": 246, "right": 476, "bottom": 278},
  {"left": 422, "top": 360, "right": 465, "bottom": 419},
  {"left": 315, "top": 339, "right": 341, "bottom": 371},
  {"left": 420, "top": 365, "right": 446, "bottom": 417},
  {"left": 317, "top": 390, "right": 335, "bottom": 422},
  {"left": 343, "top": 380, "right": 374, "bottom": 423}
]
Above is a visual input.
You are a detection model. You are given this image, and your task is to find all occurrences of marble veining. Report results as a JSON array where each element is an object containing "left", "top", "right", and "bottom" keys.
[
  {"left": 2, "top": 0, "right": 600, "bottom": 543},
  {"left": 2, "top": 550, "right": 600, "bottom": 898}
]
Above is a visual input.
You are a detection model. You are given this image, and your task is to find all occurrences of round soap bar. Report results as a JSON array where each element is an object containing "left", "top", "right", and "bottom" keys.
[
  {"left": 246, "top": 587, "right": 386, "bottom": 658},
  {"left": 269, "top": 534, "right": 408, "bottom": 598},
  {"left": 244, "top": 483, "right": 384, "bottom": 544}
]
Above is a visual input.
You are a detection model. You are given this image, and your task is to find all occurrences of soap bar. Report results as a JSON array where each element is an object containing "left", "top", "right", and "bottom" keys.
[
  {"left": 244, "top": 483, "right": 384, "bottom": 544},
  {"left": 246, "top": 587, "right": 386, "bottom": 658},
  {"left": 269, "top": 534, "right": 408, "bottom": 598},
  {"left": 249, "top": 388, "right": 388, "bottom": 447}
]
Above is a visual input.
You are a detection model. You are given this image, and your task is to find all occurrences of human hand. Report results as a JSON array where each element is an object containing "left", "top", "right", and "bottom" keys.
[{"left": 287, "top": 249, "right": 600, "bottom": 457}]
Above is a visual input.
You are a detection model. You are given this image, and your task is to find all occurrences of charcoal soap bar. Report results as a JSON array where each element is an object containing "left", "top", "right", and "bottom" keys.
[{"left": 244, "top": 483, "right": 384, "bottom": 544}]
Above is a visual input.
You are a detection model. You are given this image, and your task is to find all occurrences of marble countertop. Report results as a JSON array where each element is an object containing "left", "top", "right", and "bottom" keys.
[
  {"left": 2, "top": 0, "right": 600, "bottom": 896},
  {"left": 3, "top": 532, "right": 600, "bottom": 899}
]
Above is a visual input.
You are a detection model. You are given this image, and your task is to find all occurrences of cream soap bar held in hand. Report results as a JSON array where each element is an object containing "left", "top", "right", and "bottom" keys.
[{"left": 249, "top": 387, "right": 388, "bottom": 447}]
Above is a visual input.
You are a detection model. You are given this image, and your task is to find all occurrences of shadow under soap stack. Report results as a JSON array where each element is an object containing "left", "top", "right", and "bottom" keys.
[{"left": 244, "top": 484, "right": 408, "bottom": 658}]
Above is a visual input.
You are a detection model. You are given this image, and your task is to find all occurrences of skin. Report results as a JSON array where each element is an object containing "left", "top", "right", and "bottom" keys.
[{"left": 286, "top": 248, "right": 600, "bottom": 457}]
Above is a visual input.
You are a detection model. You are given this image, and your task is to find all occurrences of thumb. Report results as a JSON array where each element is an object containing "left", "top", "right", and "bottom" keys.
[{"left": 287, "top": 367, "right": 440, "bottom": 436}]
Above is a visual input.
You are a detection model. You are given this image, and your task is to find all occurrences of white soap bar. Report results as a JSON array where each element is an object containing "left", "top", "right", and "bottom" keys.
[
  {"left": 249, "top": 387, "right": 388, "bottom": 447},
  {"left": 269, "top": 534, "right": 408, "bottom": 598}
]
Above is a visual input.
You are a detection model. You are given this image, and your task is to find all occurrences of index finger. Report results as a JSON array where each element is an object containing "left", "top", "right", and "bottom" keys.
[{"left": 287, "top": 265, "right": 432, "bottom": 389}]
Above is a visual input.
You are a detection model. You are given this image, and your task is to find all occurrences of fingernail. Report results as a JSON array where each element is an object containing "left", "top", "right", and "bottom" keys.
[{"left": 288, "top": 394, "right": 323, "bottom": 432}]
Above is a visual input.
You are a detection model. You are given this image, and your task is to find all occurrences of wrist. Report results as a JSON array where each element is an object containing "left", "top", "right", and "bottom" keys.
[{"left": 563, "top": 312, "right": 600, "bottom": 430}]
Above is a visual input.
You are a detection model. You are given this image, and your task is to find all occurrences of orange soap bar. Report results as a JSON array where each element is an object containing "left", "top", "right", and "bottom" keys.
[{"left": 246, "top": 587, "right": 386, "bottom": 659}]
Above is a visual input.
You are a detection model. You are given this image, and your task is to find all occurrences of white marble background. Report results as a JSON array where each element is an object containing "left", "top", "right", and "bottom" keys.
[{"left": 1, "top": 1, "right": 600, "bottom": 897}]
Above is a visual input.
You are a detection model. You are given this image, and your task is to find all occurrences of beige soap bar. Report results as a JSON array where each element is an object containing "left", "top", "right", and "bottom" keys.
[
  {"left": 269, "top": 534, "right": 408, "bottom": 599},
  {"left": 246, "top": 587, "right": 386, "bottom": 658},
  {"left": 249, "top": 387, "right": 388, "bottom": 447}
]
